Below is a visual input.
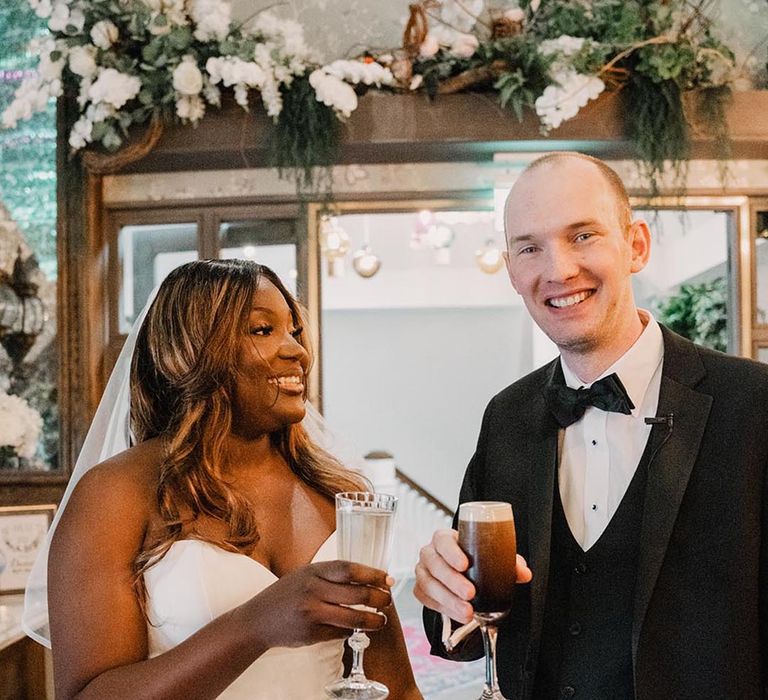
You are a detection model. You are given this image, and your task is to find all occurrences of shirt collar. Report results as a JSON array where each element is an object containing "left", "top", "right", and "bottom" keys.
[{"left": 560, "top": 310, "right": 664, "bottom": 417}]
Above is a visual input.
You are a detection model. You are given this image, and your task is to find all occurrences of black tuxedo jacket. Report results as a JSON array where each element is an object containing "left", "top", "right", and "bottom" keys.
[{"left": 424, "top": 327, "right": 768, "bottom": 699}]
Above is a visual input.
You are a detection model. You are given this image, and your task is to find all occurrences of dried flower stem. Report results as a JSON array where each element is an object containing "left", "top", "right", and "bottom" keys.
[{"left": 598, "top": 35, "right": 673, "bottom": 76}]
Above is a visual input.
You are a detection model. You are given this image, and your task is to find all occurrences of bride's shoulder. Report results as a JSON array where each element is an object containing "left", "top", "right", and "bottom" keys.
[{"left": 68, "top": 439, "right": 164, "bottom": 520}]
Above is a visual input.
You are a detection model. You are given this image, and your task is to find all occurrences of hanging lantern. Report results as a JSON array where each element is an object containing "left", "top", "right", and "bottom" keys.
[
  {"left": 475, "top": 239, "right": 505, "bottom": 274},
  {"left": 319, "top": 214, "right": 350, "bottom": 277},
  {"left": 352, "top": 214, "right": 382, "bottom": 278},
  {"left": 352, "top": 244, "right": 382, "bottom": 278},
  {"left": 0, "top": 249, "right": 47, "bottom": 363}
]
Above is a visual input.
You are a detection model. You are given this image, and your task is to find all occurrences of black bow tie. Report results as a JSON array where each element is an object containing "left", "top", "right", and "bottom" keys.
[{"left": 545, "top": 372, "right": 635, "bottom": 428}]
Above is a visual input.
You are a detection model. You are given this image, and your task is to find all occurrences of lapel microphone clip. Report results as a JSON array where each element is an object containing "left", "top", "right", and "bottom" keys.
[{"left": 644, "top": 414, "right": 674, "bottom": 427}]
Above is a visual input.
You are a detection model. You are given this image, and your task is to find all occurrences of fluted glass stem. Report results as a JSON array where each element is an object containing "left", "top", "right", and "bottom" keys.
[
  {"left": 348, "top": 629, "right": 370, "bottom": 681},
  {"left": 479, "top": 622, "right": 505, "bottom": 700}
]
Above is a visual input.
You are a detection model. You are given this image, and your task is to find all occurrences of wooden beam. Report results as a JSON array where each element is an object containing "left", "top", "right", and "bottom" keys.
[{"left": 117, "top": 90, "right": 768, "bottom": 174}]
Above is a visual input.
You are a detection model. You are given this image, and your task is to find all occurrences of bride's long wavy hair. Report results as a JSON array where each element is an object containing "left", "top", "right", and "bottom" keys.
[{"left": 130, "top": 259, "right": 366, "bottom": 582}]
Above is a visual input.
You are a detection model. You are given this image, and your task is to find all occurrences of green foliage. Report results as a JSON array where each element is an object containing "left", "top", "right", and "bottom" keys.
[
  {"left": 411, "top": 0, "right": 734, "bottom": 191},
  {"left": 623, "top": 74, "right": 689, "bottom": 193},
  {"left": 488, "top": 36, "right": 553, "bottom": 120},
  {"left": 269, "top": 73, "right": 341, "bottom": 194},
  {"left": 589, "top": 1, "right": 646, "bottom": 45},
  {"left": 528, "top": 2, "right": 593, "bottom": 39},
  {"left": 655, "top": 276, "right": 729, "bottom": 352}
]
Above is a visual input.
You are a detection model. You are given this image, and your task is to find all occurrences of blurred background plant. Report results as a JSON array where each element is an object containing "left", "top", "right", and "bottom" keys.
[{"left": 654, "top": 276, "right": 729, "bottom": 352}]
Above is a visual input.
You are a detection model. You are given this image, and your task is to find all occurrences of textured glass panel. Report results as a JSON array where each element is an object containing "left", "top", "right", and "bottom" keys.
[
  {"left": 0, "top": 1, "right": 58, "bottom": 471},
  {"left": 758, "top": 347, "right": 768, "bottom": 364}
]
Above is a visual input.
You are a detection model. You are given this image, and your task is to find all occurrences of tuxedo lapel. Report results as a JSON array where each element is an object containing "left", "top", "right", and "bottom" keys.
[
  {"left": 631, "top": 328, "right": 713, "bottom": 660},
  {"left": 527, "top": 360, "right": 562, "bottom": 656}
]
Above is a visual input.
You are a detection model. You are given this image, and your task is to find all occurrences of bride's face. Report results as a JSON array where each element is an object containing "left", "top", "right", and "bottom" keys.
[{"left": 230, "top": 279, "right": 310, "bottom": 437}]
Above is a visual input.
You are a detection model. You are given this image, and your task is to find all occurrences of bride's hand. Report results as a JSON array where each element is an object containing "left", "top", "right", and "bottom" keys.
[{"left": 243, "top": 560, "right": 393, "bottom": 649}]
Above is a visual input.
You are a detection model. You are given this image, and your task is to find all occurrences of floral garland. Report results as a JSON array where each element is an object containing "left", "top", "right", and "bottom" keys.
[
  {"left": 1, "top": 0, "right": 393, "bottom": 183},
  {"left": 1, "top": 0, "right": 739, "bottom": 189},
  {"left": 395, "top": 0, "right": 736, "bottom": 186}
]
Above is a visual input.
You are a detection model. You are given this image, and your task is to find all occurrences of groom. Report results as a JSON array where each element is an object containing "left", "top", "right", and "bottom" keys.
[{"left": 415, "top": 152, "right": 768, "bottom": 699}]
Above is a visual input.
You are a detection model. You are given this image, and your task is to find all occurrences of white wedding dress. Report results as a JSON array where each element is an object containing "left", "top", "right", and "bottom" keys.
[{"left": 144, "top": 531, "right": 344, "bottom": 699}]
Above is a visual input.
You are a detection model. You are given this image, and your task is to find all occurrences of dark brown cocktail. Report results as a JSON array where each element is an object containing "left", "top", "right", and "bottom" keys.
[
  {"left": 457, "top": 501, "right": 517, "bottom": 699},
  {"left": 458, "top": 511, "right": 517, "bottom": 614}
]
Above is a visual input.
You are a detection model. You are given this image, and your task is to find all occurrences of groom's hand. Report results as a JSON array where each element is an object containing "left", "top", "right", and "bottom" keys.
[
  {"left": 414, "top": 529, "right": 475, "bottom": 624},
  {"left": 413, "top": 529, "right": 532, "bottom": 624}
]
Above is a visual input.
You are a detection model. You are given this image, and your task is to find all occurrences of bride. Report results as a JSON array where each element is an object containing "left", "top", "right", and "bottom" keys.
[{"left": 39, "top": 259, "right": 421, "bottom": 699}]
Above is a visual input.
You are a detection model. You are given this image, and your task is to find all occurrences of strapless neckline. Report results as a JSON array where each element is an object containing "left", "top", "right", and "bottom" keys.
[
  {"left": 163, "top": 530, "right": 337, "bottom": 580},
  {"left": 143, "top": 530, "right": 343, "bottom": 699}
]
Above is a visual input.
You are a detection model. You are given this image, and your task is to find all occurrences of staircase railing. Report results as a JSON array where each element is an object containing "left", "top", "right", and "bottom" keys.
[{"left": 364, "top": 458, "right": 454, "bottom": 585}]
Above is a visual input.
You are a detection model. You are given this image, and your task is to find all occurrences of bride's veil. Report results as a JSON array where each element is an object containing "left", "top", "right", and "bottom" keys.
[
  {"left": 22, "top": 288, "right": 158, "bottom": 647},
  {"left": 23, "top": 281, "right": 362, "bottom": 648}
]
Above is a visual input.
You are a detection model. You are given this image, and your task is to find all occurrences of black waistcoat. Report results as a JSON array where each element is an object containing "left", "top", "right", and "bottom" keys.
[{"left": 531, "top": 436, "right": 654, "bottom": 700}]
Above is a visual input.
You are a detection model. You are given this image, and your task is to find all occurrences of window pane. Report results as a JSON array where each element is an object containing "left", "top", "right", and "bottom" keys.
[
  {"left": 218, "top": 221, "right": 298, "bottom": 297},
  {"left": 755, "top": 210, "right": 768, "bottom": 326},
  {"left": 118, "top": 223, "right": 198, "bottom": 333},
  {"left": 634, "top": 209, "right": 732, "bottom": 354},
  {"left": 320, "top": 210, "right": 518, "bottom": 510}
]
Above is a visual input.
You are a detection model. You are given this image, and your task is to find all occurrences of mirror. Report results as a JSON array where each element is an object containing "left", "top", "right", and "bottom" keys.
[{"left": 318, "top": 202, "right": 738, "bottom": 509}]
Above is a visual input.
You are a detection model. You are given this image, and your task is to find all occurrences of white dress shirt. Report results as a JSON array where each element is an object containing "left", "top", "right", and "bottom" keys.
[{"left": 558, "top": 311, "right": 664, "bottom": 550}]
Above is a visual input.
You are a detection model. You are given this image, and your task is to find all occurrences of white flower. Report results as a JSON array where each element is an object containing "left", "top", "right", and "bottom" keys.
[
  {"left": 68, "top": 44, "right": 98, "bottom": 79},
  {"left": 189, "top": 0, "right": 231, "bottom": 41},
  {"left": 323, "top": 60, "right": 394, "bottom": 86},
  {"left": 38, "top": 50, "right": 65, "bottom": 81},
  {"left": 259, "top": 77, "right": 282, "bottom": 118},
  {"left": 173, "top": 56, "right": 203, "bottom": 95},
  {"left": 88, "top": 68, "right": 141, "bottom": 109},
  {"left": 702, "top": 51, "right": 734, "bottom": 87},
  {"left": 162, "top": 0, "right": 188, "bottom": 26},
  {"left": 175, "top": 94, "right": 205, "bottom": 122},
  {"left": 48, "top": 3, "right": 85, "bottom": 33},
  {"left": 77, "top": 76, "right": 92, "bottom": 107},
  {"left": 530, "top": 0, "right": 541, "bottom": 12},
  {"left": 409, "top": 74, "right": 424, "bottom": 91},
  {"left": 234, "top": 84, "right": 248, "bottom": 108},
  {"left": 0, "top": 391, "right": 42, "bottom": 460},
  {"left": 68, "top": 113, "right": 93, "bottom": 149},
  {"left": 540, "top": 35, "right": 587, "bottom": 58},
  {"left": 206, "top": 56, "right": 265, "bottom": 89},
  {"left": 535, "top": 69, "right": 605, "bottom": 130},
  {"left": 203, "top": 81, "right": 221, "bottom": 106},
  {"left": 90, "top": 20, "right": 119, "bottom": 49},
  {"left": 309, "top": 69, "right": 357, "bottom": 118},
  {"left": 450, "top": 33, "right": 479, "bottom": 59},
  {"left": 30, "top": 0, "right": 53, "bottom": 19},
  {"left": 419, "top": 34, "right": 440, "bottom": 59},
  {"left": 504, "top": 8, "right": 525, "bottom": 23}
]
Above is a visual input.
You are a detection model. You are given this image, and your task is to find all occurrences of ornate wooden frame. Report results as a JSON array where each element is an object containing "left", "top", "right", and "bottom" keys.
[{"left": 3, "top": 91, "right": 767, "bottom": 502}]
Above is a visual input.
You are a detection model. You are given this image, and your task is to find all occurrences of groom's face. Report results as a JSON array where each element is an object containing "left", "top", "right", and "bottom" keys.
[{"left": 503, "top": 158, "right": 649, "bottom": 359}]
